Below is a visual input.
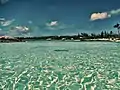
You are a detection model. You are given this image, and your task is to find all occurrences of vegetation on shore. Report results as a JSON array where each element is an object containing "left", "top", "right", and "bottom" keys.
[
  {"left": 15, "top": 30, "right": 116, "bottom": 40},
  {"left": 0, "top": 23, "right": 120, "bottom": 42},
  {"left": 0, "top": 30, "right": 118, "bottom": 42}
]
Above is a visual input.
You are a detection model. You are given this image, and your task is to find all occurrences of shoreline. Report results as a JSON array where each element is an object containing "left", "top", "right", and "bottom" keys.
[{"left": 0, "top": 38, "right": 119, "bottom": 43}]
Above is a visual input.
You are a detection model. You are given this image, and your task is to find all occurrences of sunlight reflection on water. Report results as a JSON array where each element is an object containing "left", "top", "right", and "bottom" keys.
[{"left": 0, "top": 41, "right": 120, "bottom": 90}]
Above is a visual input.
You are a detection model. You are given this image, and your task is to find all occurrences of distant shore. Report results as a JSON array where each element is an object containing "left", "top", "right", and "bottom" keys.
[{"left": 0, "top": 36, "right": 119, "bottom": 43}]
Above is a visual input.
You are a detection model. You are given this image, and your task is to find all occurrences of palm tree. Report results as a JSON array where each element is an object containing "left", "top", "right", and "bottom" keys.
[{"left": 114, "top": 23, "right": 120, "bottom": 36}]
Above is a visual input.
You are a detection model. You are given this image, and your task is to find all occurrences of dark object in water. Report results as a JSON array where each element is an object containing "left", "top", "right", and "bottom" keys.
[
  {"left": 54, "top": 49, "right": 69, "bottom": 52},
  {"left": 114, "top": 23, "right": 120, "bottom": 28}
]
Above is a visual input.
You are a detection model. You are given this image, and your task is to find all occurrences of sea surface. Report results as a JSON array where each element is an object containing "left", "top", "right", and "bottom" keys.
[{"left": 0, "top": 41, "right": 120, "bottom": 90}]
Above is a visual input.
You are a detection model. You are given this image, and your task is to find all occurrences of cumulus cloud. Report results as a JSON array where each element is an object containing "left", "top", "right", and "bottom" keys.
[
  {"left": 15, "top": 26, "right": 29, "bottom": 33},
  {"left": 46, "top": 21, "right": 58, "bottom": 27},
  {"left": 110, "top": 9, "right": 120, "bottom": 15},
  {"left": 0, "top": 19, "right": 15, "bottom": 26},
  {"left": 90, "top": 8, "right": 120, "bottom": 21},
  {"left": 90, "top": 12, "right": 111, "bottom": 21},
  {"left": 8, "top": 26, "right": 30, "bottom": 36},
  {"left": 45, "top": 20, "right": 76, "bottom": 31},
  {"left": 45, "top": 21, "right": 59, "bottom": 30}
]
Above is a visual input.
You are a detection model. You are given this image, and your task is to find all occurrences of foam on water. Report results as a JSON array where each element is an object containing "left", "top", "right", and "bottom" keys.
[{"left": 0, "top": 41, "right": 120, "bottom": 90}]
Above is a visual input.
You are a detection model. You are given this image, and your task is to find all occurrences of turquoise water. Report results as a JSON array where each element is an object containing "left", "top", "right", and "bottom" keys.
[{"left": 0, "top": 41, "right": 120, "bottom": 90}]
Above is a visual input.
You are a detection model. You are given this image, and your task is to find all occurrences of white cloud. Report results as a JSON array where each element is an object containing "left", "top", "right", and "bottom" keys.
[
  {"left": 110, "top": 9, "right": 120, "bottom": 15},
  {"left": 46, "top": 21, "right": 58, "bottom": 27},
  {"left": 1, "top": 19, "right": 15, "bottom": 26},
  {"left": 45, "top": 20, "right": 75, "bottom": 31},
  {"left": 90, "top": 12, "right": 111, "bottom": 21},
  {"left": 15, "top": 26, "right": 29, "bottom": 32},
  {"left": 45, "top": 21, "right": 59, "bottom": 30},
  {"left": 90, "top": 8, "right": 120, "bottom": 21},
  {"left": 9, "top": 26, "right": 30, "bottom": 36}
]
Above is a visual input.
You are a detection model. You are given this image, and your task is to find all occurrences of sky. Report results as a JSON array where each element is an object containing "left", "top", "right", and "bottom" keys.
[{"left": 0, "top": 0, "right": 120, "bottom": 36}]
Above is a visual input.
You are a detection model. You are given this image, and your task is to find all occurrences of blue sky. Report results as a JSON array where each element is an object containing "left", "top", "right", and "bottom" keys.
[{"left": 0, "top": 0, "right": 120, "bottom": 36}]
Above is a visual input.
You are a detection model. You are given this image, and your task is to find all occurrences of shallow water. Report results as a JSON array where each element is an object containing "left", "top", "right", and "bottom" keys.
[{"left": 0, "top": 41, "right": 120, "bottom": 90}]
